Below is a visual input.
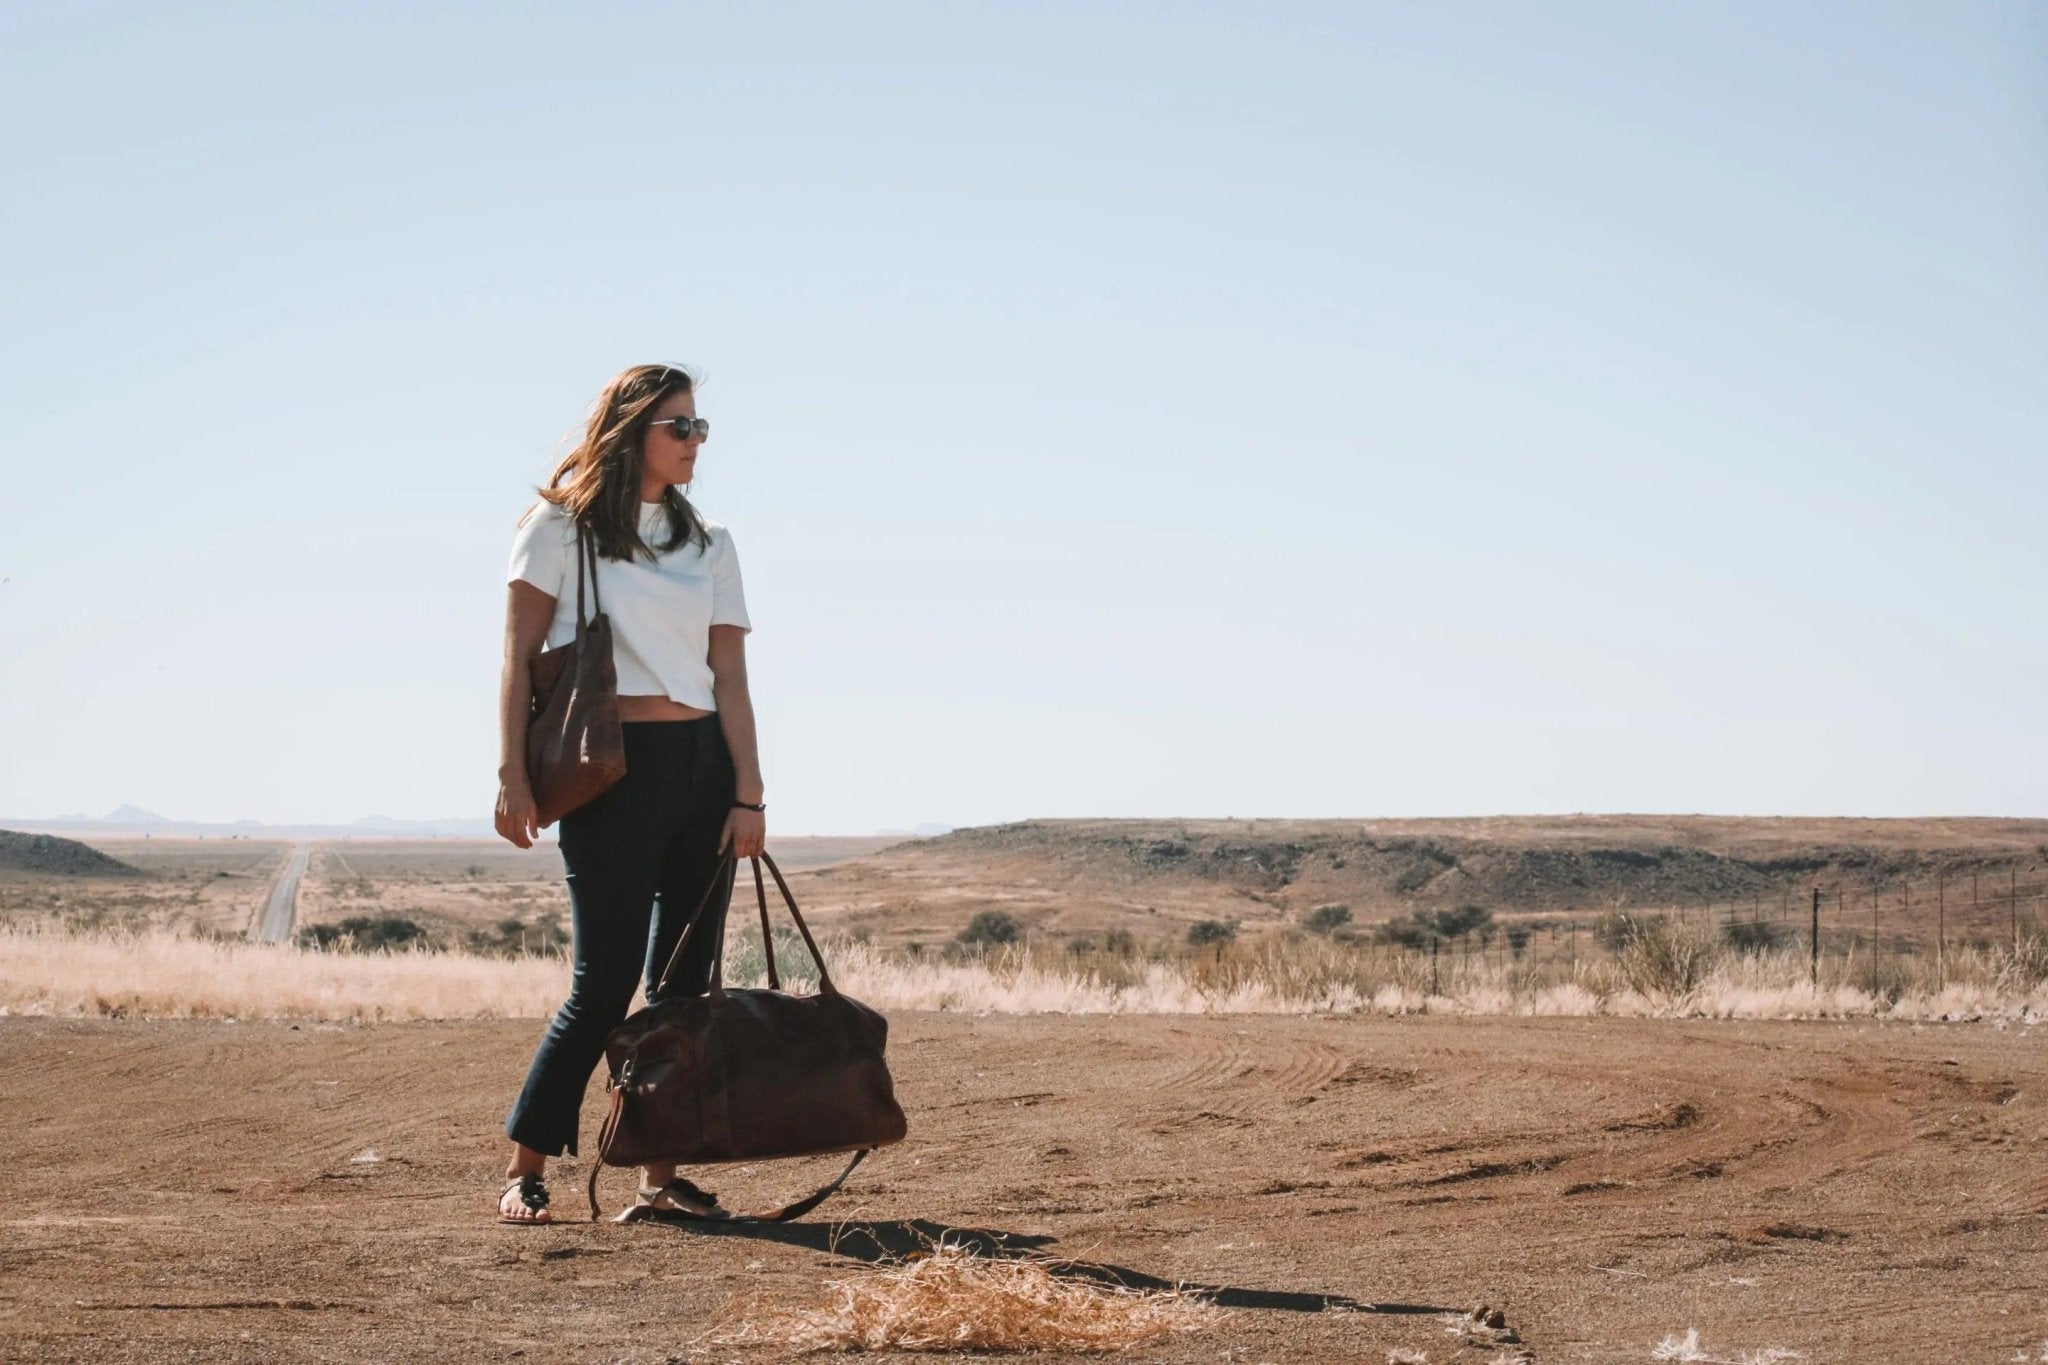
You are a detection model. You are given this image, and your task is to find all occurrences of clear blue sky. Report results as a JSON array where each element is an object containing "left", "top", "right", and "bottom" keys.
[{"left": 3, "top": 2, "right": 2043, "bottom": 833}]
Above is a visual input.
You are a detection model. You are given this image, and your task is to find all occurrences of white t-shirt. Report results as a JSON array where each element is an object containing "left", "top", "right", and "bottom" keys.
[{"left": 507, "top": 498, "right": 751, "bottom": 710}]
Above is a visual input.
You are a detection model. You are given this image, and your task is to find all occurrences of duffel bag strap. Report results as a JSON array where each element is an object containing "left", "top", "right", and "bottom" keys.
[
  {"left": 588, "top": 1074, "right": 628, "bottom": 1220},
  {"left": 654, "top": 849, "right": 836, "bottom": 998},
  {"left": 655, "top": 851, "right": 742, "bottom": 997},
  {"left": 591, "top": 1142, "right": 873, "bottom": 1224},
  {"left": 612, "top": 1148, "right": 871, "bottom": 1225}
]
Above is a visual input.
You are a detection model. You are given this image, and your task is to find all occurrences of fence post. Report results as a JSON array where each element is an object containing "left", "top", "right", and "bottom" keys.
[
  {"left": 1430, "top": 935, "right": 1440, "bottom": 997},
  {"left": 1810, "top": 886, "right": 1821, "bottom": 988},
  {"left": 2014, "top": 869, "right": 2022, "bottom": 954},
  {"left": 1937, "top": 873, "right": 1946, "bottom": 991}
]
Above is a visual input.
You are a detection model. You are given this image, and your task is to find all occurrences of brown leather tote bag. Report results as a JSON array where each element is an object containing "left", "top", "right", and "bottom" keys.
[
  {"left": 524, "top": 525, "right": 626, "bottom": 828},
  {"left": 586, "top": 850, "right": 909, "bottom": 1221}
]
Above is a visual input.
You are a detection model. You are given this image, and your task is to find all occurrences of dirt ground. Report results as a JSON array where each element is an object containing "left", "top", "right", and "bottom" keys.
[{"left": 2, "top": 1013, "right": 2042, "bottom": 1364}]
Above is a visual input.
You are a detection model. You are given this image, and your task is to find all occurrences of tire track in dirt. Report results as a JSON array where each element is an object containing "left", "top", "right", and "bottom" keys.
[
  {"left": 1127, "top": 1025, "right": 1352, "bottom": 1109},
  {"left": 1138, "top": 1024, "right": 1253, "bottom": 1092},
  {"left": 995, "top": 1020, "right": 2000, "bottom": 1238},
  {"left": 1312, "top": 1036, "right": 1941, "bottom": 1246},
  {"left": 0, "top": 1025, "right": 205, "bottom": 1085}
]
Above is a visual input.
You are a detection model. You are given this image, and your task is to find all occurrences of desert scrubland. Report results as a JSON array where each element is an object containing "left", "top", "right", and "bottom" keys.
[
  {"left": 4, "top": 820, "right": 2044, "bottom": 1024},
  {"left": 2, "top": 818, "right": 2045, "bottom": 1361}
]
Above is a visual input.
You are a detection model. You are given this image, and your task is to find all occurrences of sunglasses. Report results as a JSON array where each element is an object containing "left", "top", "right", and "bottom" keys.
[{"left": 649, "top": 415, "right": 710, "bottom": 442}]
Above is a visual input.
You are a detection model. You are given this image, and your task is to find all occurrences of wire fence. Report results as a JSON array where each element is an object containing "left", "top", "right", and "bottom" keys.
[{"left": 1393, "top": 866, "right": 2048, "bottom": 992}]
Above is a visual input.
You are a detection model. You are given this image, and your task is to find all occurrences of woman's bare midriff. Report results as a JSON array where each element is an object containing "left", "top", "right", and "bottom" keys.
[{"left": 616, "top": 694, "right": 713, "bottom": 722}]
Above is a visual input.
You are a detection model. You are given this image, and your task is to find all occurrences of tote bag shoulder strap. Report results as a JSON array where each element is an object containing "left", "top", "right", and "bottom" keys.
[{"left": 570, "top": 522, "right": 603, "bottom": 628}]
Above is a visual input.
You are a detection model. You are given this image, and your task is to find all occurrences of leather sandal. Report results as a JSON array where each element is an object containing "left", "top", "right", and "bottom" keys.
[
  {"left": 500, "top": 1173, "right": 554, "bottom": 1224},
  {"left": 619, "top": 1175, "right": 728, "bottom": 1223}
]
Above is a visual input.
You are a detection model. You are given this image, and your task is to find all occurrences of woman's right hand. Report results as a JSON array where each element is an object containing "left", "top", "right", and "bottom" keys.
[{"left": 496, "top": 777, "right": 540, "bottom": 849}]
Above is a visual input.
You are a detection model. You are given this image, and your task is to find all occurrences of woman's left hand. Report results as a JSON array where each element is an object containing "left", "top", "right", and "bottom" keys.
[{"left": 719, "top": 806, "right": 766, "bottom": 859}]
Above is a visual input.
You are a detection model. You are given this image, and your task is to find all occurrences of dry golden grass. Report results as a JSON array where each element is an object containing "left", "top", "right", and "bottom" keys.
[
  {"left": 0, "top": 922, "right": 562, "bottom": 1021},
  {"left": 3, "top": 921, "right": 2045, "bottom": 1023},
  {"left": 705, "top": 1240, "right": 1222, "bottom": 1354}
]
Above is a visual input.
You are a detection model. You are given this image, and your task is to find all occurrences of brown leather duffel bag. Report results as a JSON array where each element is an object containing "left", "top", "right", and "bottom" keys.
[{"left": 586, "top": 849, "right": 908, "bottom": 1221}]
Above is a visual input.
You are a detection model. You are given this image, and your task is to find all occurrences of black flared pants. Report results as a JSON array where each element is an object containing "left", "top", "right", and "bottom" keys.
[{"left": 504, "top": 715, "right": 737, "bottom": 1158}]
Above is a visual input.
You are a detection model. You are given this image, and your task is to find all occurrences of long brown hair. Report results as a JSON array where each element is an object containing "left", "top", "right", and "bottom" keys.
[{"left": 522, "top": 363, "right": 709, "bottom": 562}]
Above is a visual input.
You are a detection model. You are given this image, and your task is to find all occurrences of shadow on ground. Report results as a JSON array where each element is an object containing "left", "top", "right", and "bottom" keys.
[{"left": 634, "top": 1212, "right": 1455, "bottom": 1316}]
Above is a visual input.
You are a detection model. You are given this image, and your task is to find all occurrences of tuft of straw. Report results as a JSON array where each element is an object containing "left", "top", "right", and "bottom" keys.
[
  {"left": 1652, "top": 1328, "right": 1804, "bottom": 1364},
  {"left": 706, "top": 1240, "right": 1223, "bottom": 1353}
]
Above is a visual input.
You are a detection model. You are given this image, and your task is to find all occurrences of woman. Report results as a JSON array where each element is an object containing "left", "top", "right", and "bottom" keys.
[{"left": 492, "top": 362, "right": 767, "bottom": 1225}]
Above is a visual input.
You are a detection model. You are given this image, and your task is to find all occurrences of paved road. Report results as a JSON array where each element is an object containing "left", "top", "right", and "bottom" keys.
[{"left": 255, "top": 843, "right": 311, "bottom": 943}]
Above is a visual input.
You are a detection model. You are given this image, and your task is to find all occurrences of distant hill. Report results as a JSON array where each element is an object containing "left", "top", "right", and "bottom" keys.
[
  {"left": 102, "top": 804, "right": 170, "bottom": 825},
  {"left": 0, "top": 830, "right": 146, "bottom": 878},
  {"left": 796, "top": 815, "right": 2048, "bottom": 944},
  {"left": 0, "top": 811, "right": 953, "bottom": 840}
]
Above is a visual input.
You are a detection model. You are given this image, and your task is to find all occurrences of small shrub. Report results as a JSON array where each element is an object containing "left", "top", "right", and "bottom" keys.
[
  {"left": 1606, "top": 912, "right": 1721, "bottom": 997},
  {"left": 1723, "top": 919, "right": 1791, "bottom": 952},
  {"left": 1372, "top": 913, "right": 1430, "bottom": 948},
  {"left": 1302, "top": 904, "right": 1352, "bottom": 936},
  {"left": 298, "top": 914, "right": 428, "bottom": 952},
  {"left": 959, "top": 910, "right": 1021, "bottom": 948},
  {"left": 2005, "top": 932, "right": 2048, "bottom": 989},
  {"left": 1100, "top": 928, "right": 1137, "bottom": 957},
  {"left": 1848, "top": 946, "right": 1914, "bottom": 1004},
  {"left": 722, "top": 926, "right": 820, "bottom": 991},
  {"left": 1593, "top": 911, "right": 1634, "bottom": 954},
  {"left": 1187, "top": 918, "right": 1239, "bottom": 948},
  {"left": 464, "top": 914, "right": 567, "bottom": 958},
  {"left": 1390, "top": 865, "right": 1434, "bottom": 895},
  {"left": 1432, "top": 904, "right": 1493, "bottom": 941},
  {"left": 1374, "top": 904, "right": 1491, "bottom": 948}
]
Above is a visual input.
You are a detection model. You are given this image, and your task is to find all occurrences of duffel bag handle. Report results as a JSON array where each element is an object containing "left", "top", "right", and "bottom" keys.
[{"left": 655, "top": 849, "right": 837, "bottom": 998}]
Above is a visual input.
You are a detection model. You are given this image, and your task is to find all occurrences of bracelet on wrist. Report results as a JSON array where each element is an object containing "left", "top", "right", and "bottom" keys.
[{"left": 732, "top": 799, "right": 766, "bottom": 812}]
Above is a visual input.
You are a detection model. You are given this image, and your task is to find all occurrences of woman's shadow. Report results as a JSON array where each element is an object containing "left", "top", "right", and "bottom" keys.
[{"left": 636, "top": 1212, "right": 1453, "bottom": 1316}]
